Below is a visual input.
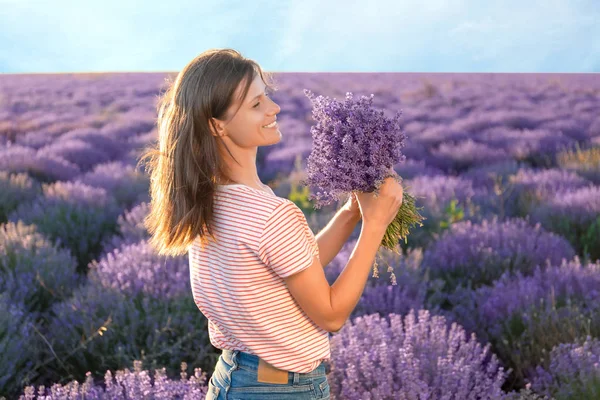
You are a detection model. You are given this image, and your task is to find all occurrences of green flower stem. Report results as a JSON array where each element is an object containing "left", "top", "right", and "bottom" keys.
[{"left": 380, "top": 190, "right": 425, "bottom": 253}]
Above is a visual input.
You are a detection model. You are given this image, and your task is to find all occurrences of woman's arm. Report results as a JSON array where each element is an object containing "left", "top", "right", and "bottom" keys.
[{"left": 315, "top": 207, "right": 361, "bottom": 268}]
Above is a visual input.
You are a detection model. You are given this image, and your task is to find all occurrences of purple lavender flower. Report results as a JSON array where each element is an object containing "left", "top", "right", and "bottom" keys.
[
  {"left": 29, "top": 153, "right": 83, "bottom": 182},
  {"left": 100, "top": 116, "right": 156, "bottom": 142},
  {"left": 60, "top": 127, "right": 127, "bottom": 160},
  {"left": 530, "top": 336, "right": 600, "bottom": 399},
  {"left": 328, "top": 309, "right": 508, "bottom": 399},
  {"left": 302, "top": 90, "right": 407, "bottom": 204},
  {"left": 400, "top": 140, "right": 429, "bottom": 161},
  {"left": 0, "top": 171, "right": 41, "bottom": 222},
  {"left": 37, "top": 138, "right": 112, "bottom": 173},
  {"left": 393, "top": 158, "right": 444, "bottom": 180},
  {"left": 460, "top": 160, "right": 530, "bottom": 220},
  {"left": 0, "top": 294, "right": 39, "bottom": 398},
  {"left": 427, "top": 139, "right": 511, "bottom": 172},
  {"left": 449, "top": 257, "right": 600, "bottom": 339},
  {"left": 415, "top": 125, "right": 473, "bottom": 148},
  {"left": 441, "top": 257, "right": 600, "bottom": 391},
  {"left": 0, "top": 144, "right": 80, "bottom": 182},
  {"left": 506, "top": 167, "right": 592, "bottom": 217},
  {"left": 100, "top": 202, "right": 151, "bottom": 258},
  {"left": 531, "top": 185, "right": 600, "bottom": 260},
  {"left": 525, "top": 128, "right": 577, "bottom": 168},
  {"left": 18, "top": 360, "right": 209, "bottom": 399},
  {"left": 540, "top": 118, "right": 594, "bottom": 142},
  {"left": 476, "top": 126, "right": 576, "bottom": 163},
  {"left": 74, "top": 160, "right": 150, "bottom": 209},
  {"left": 402, "top": 174, "right": 487, "bottom": 248},
  {"left": 7, "top": 181, "right": 122, "bottom": 272},
  {"left": 501, "top": 386, "right": 554, "bottom": 399},
  {"left": 43, "top": 283, "right": 214, "bottom": 388},
  {"left": 533, "top": 184, "right": 600, "bottom": 225},
  {"left": 88, "top": 239, "right": 190, "bottom": 300},
  {"left": 302, "top": 90, "right": 424, "bottom": 253},
  {"left": 463, "top": 160, "right": 524, "bottom": 191},
  {"left": 124, "top": 127, "right": 157, "bottom": 152},
  {"left": 356, "top": 246, "right": 427, "bottom": 318},
  {"left": 476, "top": 126, "right": 540, "bottom": 160},
  {"left": 556, "top": 145, "right": 600, "bottom": 184},
  {"left": 0, "top": 221, "right": 80, "bottom": 313},
  {"left": 422, "top": 217, "right": 576, "bottom": 289},
  {"left": 14, "top": 128, "right": 63, "bottom": 149},
  {"left": 589, "top": 116, "right": 600, "bottom": 137},
  {"left": 407, "top": 175, "right": 478, "bottom": 206}
]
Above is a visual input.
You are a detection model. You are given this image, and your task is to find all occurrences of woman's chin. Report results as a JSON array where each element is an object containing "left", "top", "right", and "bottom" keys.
[{"left": 269, "top": 130, "right": 282, "bottom": 142}]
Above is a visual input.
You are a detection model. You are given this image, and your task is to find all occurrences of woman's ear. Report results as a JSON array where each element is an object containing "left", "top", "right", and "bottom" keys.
[{"left": 209, "top": 117, "right": 225, "bottom": 138}]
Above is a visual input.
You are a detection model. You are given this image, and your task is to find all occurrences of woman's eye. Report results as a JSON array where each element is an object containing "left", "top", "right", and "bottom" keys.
[{"left": 253, "top": 92, "right": 270, "bottom": 108}]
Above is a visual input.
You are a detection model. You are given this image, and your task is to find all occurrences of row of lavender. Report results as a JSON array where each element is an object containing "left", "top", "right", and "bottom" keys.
[{"left": 0, "top": 72, "right": 599, "bottom": 399}]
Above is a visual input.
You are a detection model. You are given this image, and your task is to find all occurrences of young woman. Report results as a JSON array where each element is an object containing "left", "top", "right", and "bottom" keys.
[{"left": 139, "top": 48, "right": 403, "bottom": 399}]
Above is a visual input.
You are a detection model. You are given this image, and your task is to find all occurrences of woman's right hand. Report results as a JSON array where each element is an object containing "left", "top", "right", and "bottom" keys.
[{"left": 354, "top": 176, "right": 404, "bottom": 229}]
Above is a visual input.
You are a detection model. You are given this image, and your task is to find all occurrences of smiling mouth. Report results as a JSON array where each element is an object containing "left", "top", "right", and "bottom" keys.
[{"left": 262, "top": 121, "right": 278, "bottom": 128}]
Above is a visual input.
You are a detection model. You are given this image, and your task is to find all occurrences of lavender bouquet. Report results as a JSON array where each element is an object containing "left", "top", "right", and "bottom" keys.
[{"left": 301, "top": 90, "right": 425, "bottom": 255}]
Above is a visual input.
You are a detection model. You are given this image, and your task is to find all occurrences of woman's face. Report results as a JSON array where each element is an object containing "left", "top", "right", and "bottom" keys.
[{"left": 212, "top": 73, "right": 281, "bottom": 148}]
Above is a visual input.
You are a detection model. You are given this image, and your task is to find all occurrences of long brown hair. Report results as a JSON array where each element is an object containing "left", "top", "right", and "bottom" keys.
[{"left": 137, "top": 48, "right": 277, "bottom": 257}]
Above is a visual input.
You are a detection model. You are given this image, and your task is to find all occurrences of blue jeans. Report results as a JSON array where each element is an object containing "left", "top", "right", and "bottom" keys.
[{"left": 206, "top": 349, "right": 331, "bottom": 399}]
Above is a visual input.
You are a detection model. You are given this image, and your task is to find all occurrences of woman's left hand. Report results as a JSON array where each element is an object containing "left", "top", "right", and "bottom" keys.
[{"left": 343, "top": 192, "right": 361, "bottom": 220}]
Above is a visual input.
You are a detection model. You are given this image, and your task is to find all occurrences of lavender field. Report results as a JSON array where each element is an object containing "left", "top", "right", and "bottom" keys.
[{"left": 1, "top": 72, "right": 599, "bottom": 399}]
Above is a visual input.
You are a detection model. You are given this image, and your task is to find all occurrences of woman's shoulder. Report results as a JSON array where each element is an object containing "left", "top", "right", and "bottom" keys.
[{"left": 216, "top": 184, "right": 294, "bottom": 213}]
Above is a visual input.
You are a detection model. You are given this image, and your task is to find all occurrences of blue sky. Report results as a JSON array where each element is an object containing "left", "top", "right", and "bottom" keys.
[{"left": 1, "top": 0, "right": 599, "bottom": 73}]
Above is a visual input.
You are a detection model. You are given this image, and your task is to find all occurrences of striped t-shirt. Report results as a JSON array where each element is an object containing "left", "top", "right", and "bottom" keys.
[{"left": 188, "top": 183, "right": 331, "bottom": 373}]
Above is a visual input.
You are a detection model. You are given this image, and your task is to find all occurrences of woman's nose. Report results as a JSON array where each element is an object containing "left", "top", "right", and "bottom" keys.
[{"left": 269, "top": 99, "right": 280, "bottom": 115}]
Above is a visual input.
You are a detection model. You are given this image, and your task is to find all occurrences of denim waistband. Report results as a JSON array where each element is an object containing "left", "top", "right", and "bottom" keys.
[{"left": 221, "top": 349, "right": 329, "bottom": 377}]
